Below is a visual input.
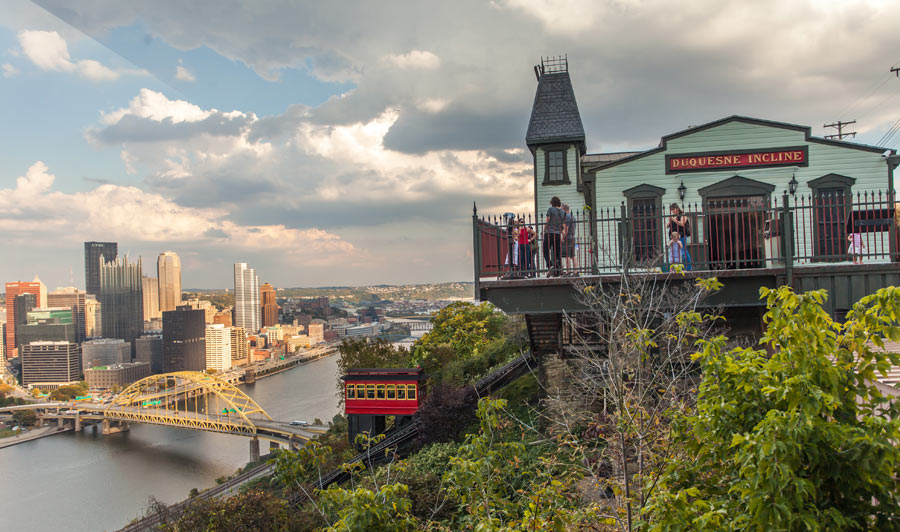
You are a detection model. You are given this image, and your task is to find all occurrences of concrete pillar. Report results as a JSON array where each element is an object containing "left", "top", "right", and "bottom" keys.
[
  {"left": 74, "top": 413, "right": 82, "bottom": 432},
  {"left": 249, "top": 437, "right": 260, "bottom": 462},
  {"left": 102, "top": 420, "right": 130, "bottom": 435},
  {"left": 57, "top": 417, "right": 63, "bottom": 429}
]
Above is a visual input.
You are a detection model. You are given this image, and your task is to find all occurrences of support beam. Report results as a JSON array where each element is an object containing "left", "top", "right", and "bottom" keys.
[
  {"left": 249, "top": 437, "right": 260, "bottom": 462},
  {"left": 74, "top": 413, "right": 81, "bottom": 432},
  {"left": 269, "top": 441, "right": 280, "bottom": 453}
]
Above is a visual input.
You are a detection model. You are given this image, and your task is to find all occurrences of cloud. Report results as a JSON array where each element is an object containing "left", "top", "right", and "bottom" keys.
[
  {"left": 383, "top": 50, "right": 441, "bottom": 70},
  {"left": 17, "top": 29, "right": 146, "bottom": 82},
  {"left": 0, "top": 162, "right": 358, "bottom": 266},
  {"left": 175, "top": 64, "right": 196, "bottom": 82},
  {"left": 2, "top": 63, "right": 18, "bottom": 77}
]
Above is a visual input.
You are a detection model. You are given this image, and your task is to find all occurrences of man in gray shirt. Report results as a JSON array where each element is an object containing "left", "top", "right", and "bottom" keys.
[{"left": 543, "top": 196, "right": 565, "bottom": 276}]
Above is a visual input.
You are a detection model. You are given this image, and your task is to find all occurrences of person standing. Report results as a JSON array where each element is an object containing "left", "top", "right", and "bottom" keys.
[
  {"left": 667, "top": 203, "right": 693, "bottom": 270},
  {"left": 517, "top": 217, "right": 535, "bottom": 277},
  {"left": 543, "top": 197, "right": 565, "bottom": 276}
]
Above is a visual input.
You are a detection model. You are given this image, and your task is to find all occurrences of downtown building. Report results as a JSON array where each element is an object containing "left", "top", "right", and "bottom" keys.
[
  {"left": 162, "top": 306, "right": 206, "bottom": 372},
  {"left": 157, "top": 251, "right": 182, "bottom": 313},
  {"left": 47, "top": 287, "right": 87, "bottom": 343},
  {"left": 20, "top": 341, "right": 81, "bottom": 388},
  {"left": 142, "top": 275, "right": 161, "bottom": 324},
  {"left": 84, "top": 241, "right": 117, "bottom": 297},
  {"left": 230, "top": 326, "right": 249, "bottom": 366},
  {"left": 205, "top": 324, "right": 232, "bottom": 372},
  {"left": 135, "top": 333, "right": 163, "bottom": 374},
  {"left": 233, "top": 263, "right": 260, "bottom": 333},
  {"left": 82, "top": 338, "right": 130, "bottom": 368},
  {"left": 260, "top": 282, "right": 278, "bottom": 327},
  {"left": 84, "top": 361, "right": 150, "bottom": 390},
  {"left": 16, "top": 307, "right": 77, "bottom": 347},
  {"left": 99, "top": 256, "right": 144, "bottom": 357},
  {"left": 84, "top": 296, "right": 101, "bottom": 338},
  {"left": 4, "top": 277, "right": 45, "bottom": 358}
]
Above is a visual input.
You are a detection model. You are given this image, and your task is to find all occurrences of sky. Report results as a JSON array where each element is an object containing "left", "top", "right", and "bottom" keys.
[{"left": 2, "top": 0, "right": 900, "bottom": 289}]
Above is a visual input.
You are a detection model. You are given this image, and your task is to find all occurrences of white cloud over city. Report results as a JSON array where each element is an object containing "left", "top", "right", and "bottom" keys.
[{"left": 2, "top": 0, "right": 900, "bottom": 287}]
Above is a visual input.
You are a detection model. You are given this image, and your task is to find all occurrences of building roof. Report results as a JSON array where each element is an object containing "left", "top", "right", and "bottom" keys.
[{"left": 526, "top": 71, "right": 585, "bottom": 151}]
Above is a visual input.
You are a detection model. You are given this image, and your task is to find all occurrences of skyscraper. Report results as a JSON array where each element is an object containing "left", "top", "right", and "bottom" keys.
[
  {"left": 157, "top": 251, "right": 182, "bottom": 313},
  {"left": 162, "top": 306, "right": 206, "bottom": 372},
  {"left": 99, "top": 256, "right": 144, "bottom": 356},
  {"left": 5, "top": 279, "right": 44, "bottom": 358},
  {"left": 260, "top": 282, "right": 278, "bottom": 327},
  {"left": 230, "top": 326, "right": 248, "bottom": 365},
  {"left": 84, "top": 241, "right": 117, "bottom": 297},
  {"left": 48, "top": 287, "right": 87, "bottom": 343},
  {"left": 84, "top": 296, "right": 101, "bottom": 338},
  {"left": 142, "top": 276, "right": 161, "bottom": 321},
  {"left": 205, "top": 324, "right": 232, "bottom": 371},
  {"left": 135, "top": 333, "right": 163, "bottom": 374},
  {"left": 233, "top": 263, "right": 260, "bottom": 333}
]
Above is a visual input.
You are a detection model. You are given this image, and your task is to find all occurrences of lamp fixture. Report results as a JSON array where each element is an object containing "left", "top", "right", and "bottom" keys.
[
  {"left": 678, "top": 180, "right": 687, "bottom": 201},
  {"left": 788, "top": 173, "right": 798, "bottom": 195}
]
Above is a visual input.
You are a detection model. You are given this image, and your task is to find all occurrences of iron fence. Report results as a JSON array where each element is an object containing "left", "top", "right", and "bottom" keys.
[{"left": 473, "top": 191, "right": 899, "bottom": 281}]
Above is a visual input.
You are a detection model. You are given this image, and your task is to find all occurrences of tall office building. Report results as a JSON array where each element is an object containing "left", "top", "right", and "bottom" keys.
[
  {"left": 20, "top": 341, "right": 81, "bottom": 387},
  {"left": 142, "top": 276, "right": 161, "bottom": 322},
  {"left": 157, "top": 251, "right": 182, "bottom": 313},
  {"left": 260, "top": 282, "right": 278, "bottom": 327},
  {"left": 233, "top": 263, "right": 260, "bottom": 333},
  {"left": 12, "top": 293, "right": 37, "bottom": 352},
  {"left": 99, "top": 256, "right": 144, "bottom": 356},
  {"left": 5, "top": 279, "right": 43, "bottom": 358},
  {"left": 48, "top": 287, "right": 87, "bottom": 343},
  {"left": 162, "top": 306, "right": 206, "bottom": 372},
  {"left": 135, "top": 334, "right": 163, "bottom": 374},
  {"left": 84, "top": 242, "right": 117, "bottom": 297},
  {"left": 205, "top": 324, "right": 232, "bottom": 371},
  {"left": 230, "top": 326, "right": 248, "bottom": 365},
  {"left": 84, "top": 296, "right": 101, "bottom": 338}
]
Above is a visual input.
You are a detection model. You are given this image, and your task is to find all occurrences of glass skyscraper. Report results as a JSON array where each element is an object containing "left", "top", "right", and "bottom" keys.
[
  {"left": 99, "top": 255, "right": 144, "bottom": 357},
  {"left": 84, "top": 241, "right": 118, "bottom": 297},
  {"left": 233, "top": 263, "right": 260, "bottom": 333}
]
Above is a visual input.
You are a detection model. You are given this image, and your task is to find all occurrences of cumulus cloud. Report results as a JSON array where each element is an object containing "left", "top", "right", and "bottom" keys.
[
  {"left": 2, "top": 63, "right": 18, "bottom": 77},
  {"left": 0, "top": 162, "right": 358, "bottom": 266},
  {"left": 17, "top": 29, "right": 146, "bottom": 82},
  {"left": 175, "top": 64, "right": 196, "bottom": 82}
]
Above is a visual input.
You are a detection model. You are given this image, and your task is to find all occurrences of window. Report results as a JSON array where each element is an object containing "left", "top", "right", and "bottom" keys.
[
  {"left": 397, "top": 386, "right": 406, "bottom": 400},
  {"left": 542, "top": 147, "right": 570, "bottom": 185},
  {"left": 407, "top": 384, "right": 417, "bottom": 400},
  {"left": 366, "top": 384, "right": 375, "bottom": 399},
  {"left": 548, "top": 151, "right": 564, "bottom": 182},
  {"left": 376, "top": 384, "right": 385, "bottom": 399},
  {"left": 623, "top": 184, "right": 666, "bottom": 264},
  {"left": 346, "top": 384, "right": 356, "bottom": 399},
  {"left": 387, "top": 384, "right": 396, "bottom": 399},
  {"left": 808, "top": 174, "right": 855, "bottom": 262}
]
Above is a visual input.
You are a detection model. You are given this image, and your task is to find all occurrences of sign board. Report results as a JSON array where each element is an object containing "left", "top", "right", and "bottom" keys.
[{"left": 666, "top": 146, "right": 808, "bottom": 174}]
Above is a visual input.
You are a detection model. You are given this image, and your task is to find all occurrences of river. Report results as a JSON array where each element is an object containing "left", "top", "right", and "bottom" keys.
[{"left": 0, "top": 354, "right": 341, "bottom": 532}]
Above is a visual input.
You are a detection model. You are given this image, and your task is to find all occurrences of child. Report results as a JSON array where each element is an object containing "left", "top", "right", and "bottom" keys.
[
  {"left": 667, "top": 231, "right": 684, "bottom": 268},
  {"left": 848, "top": 232, "right": 865, "bottom": 264}
]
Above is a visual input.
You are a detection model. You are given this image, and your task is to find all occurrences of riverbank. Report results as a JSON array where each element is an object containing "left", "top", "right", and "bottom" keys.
[
  {"left": 249, "top": 347, "right": 337, "bottom": 381},
  {"left": 0, "top": 425, "right": 71, "bottom": 449}
]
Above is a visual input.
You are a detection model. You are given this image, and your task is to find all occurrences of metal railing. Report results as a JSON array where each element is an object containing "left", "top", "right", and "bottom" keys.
[{"left": 473, "top": 191, "right": 899, "bottom": 282}]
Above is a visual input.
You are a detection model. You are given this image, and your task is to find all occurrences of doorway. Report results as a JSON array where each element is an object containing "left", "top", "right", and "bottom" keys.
[{"left": 706, "top": 195, "right": 766, "bottom": 269}]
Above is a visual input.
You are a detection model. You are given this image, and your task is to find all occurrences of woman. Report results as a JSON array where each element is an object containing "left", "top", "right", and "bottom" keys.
[
  {"left": 667, "top": 203, "right": 693, "bottom": 270},
  {"left": 517, "top": 217, "right": 534, "bottom": 277},
  {"left": 543, "top": 196, "right": 565, "bottom": 276}
]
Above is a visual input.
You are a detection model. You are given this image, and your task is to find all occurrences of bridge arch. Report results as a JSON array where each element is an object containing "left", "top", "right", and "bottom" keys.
[{"left": 105, "top": 371, "right": 272, "bottom": 435}]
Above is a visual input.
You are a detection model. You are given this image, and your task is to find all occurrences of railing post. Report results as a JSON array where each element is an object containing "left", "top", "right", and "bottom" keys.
[
  {"left": 889, "top": 191, "right": 898, "bottom": 263},
  {"left": 472, "top": 202, "right": 481, "bottom": 299},
  {"left": 620, "top": 201, "right": 631, "bottom": 274},
  {"left": 782, "top": 192, "right": 794, "bottom": 286}
]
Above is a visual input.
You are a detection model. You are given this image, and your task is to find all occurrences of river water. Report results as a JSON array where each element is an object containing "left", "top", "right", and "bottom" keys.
[{"left": 0, "top": 354, "right": 341, "bottom": 532}]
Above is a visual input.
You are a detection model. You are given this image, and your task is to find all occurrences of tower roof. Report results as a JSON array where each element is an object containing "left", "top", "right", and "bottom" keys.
[{"left": 526, "top": 59, "right": 585, "bottom": 151}]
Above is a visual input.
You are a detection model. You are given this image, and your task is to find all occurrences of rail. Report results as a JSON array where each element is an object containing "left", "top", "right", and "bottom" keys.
[{"left": 474, "top": 190, "right": 899, "bottom": 282}]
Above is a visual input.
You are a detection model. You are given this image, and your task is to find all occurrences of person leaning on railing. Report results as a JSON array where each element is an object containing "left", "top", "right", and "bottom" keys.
[
  {"left": 544, "top": 196, "right": 566, "bottom": 276},
  {"left": 667, "top": 203, "right": 693, "bottom": 271}
]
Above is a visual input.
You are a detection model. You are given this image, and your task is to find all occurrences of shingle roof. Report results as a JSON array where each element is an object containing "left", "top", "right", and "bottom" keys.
[{"left": 525, "top": 71, "right": 585, "bottom": 150}]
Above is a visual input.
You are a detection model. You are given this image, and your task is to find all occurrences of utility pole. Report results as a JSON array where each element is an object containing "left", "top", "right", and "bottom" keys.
[
  {"left": 823, "top": 120, "right": 857, "bottom": 140},
  {"left": 891, "top": 66, "right": 900, "bottom": 77}
]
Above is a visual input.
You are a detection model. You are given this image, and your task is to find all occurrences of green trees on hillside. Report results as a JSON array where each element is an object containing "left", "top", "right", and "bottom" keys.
[{"left": 644, "top": 287, "right": 900, "bottom": 531}]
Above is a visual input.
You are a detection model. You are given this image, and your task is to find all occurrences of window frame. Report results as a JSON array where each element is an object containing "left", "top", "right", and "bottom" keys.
[
  {"left": 808, "top": 174, "right": 855, "bottom": 262},
  {"left": 376, "top": 384, "right": 386, "bottom": 400},
  {"left": 541, "top": 145, "right": 571, "bottom": 186},
  {"left": 387, "top": 384, "right": 396, "bottom": 399},
  {"left": 366, "top": 384, "right": 375, "bottom": 399},
  {"left": 623, "top": 184, "right": 666, "bottom": 264},
  {"left": 397, "top": 386, "right": 406, "bottom": 400},
  {"left": 346, "top": 384, "right": 356, "bottom": 399},
  {"left": 407, "top": 384, "right": 417, "bottom": 400}
]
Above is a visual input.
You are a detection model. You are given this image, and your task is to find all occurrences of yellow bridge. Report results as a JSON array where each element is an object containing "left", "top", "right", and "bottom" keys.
[{"left": 4, "top": 372, "right": 327, "bottom": 458}]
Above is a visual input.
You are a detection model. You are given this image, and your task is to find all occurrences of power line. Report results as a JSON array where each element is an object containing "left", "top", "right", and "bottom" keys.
[{"left": 823, "top": 120, "right": 857, "bottom": 140}]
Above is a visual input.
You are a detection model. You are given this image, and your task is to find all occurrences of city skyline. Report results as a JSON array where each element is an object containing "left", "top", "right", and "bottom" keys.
[{"left": 3, "top": 1, "right": 900, "bottom": 289}]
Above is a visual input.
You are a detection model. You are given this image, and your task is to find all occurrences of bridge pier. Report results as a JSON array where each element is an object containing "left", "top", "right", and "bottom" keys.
[
  {"left": 101, "top": 419, "right": 130, "bottom": 435},
  {"left": 74, "top": 412, "right": 82, "bottom": 432},
  {"left": 250, "top": 437, "right": 260, "bottom": 462},
  {"left": 57, "top": 417, "right": 63, "bottom": 430}
]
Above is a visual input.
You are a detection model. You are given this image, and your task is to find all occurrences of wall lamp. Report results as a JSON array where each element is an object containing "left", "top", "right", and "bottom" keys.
[
  {"left": 788, "top": 173, "right": 798, "bottom": 195},
  {"left": 678, "top": 180, "right": 687, "bottom": 201}
]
